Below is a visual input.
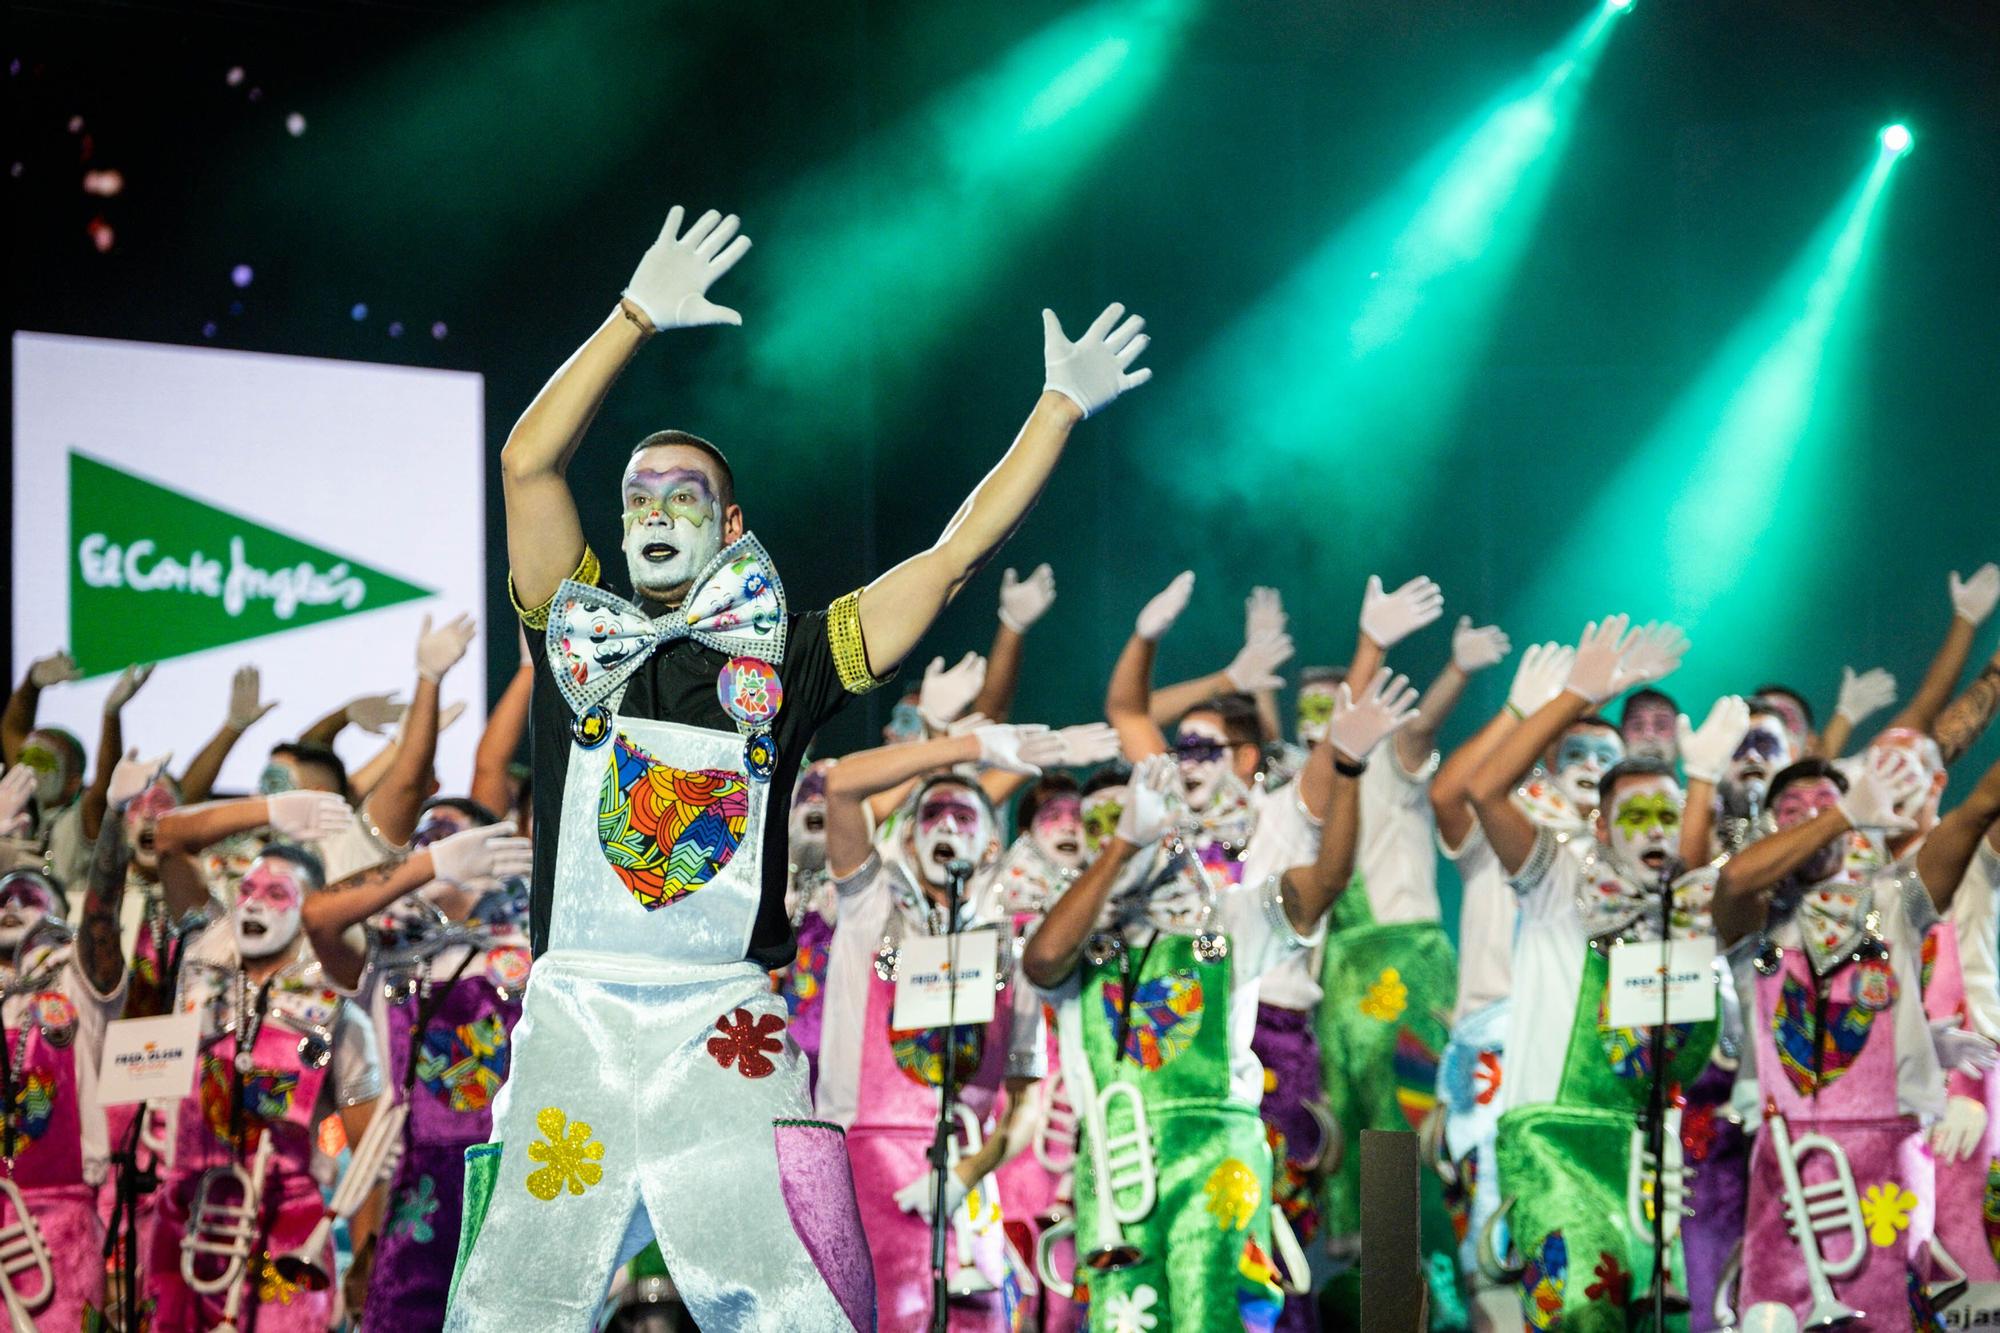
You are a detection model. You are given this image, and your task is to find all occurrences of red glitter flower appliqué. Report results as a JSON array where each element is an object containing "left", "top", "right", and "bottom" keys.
[
  {"left": 1680, "top": 1104, "right": 1718, "bottom": 1162},
  {"left": 1586, "top": 1252, "right": 1630, "bottom": 1307},
  {"left": 707, "top": 1008, "right": 786, "bottom": 1079},
  {"left": 1473, "top": 1050, "right": 1503, "bottom": 1105}
]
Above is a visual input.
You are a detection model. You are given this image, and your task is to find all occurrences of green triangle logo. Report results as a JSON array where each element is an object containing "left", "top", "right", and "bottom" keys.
[{"left": 67, "top": 450, "right": 436, "bottom": 678}]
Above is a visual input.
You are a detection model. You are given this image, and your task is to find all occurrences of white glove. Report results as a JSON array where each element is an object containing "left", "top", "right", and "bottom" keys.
[
  {"left": 1611, "top": 622, "right": 1690, "bottom": 694},
  {"left": 1328, "top": 668, "right": 1421, "bottom": 762},
  {"left": 1834, "top": 666, "right": 1896, "bottom": 727},
  {"left": 1507, "top": 643, "right": 1575, "bottom": 717},
  {"left": 1931, "top": 1017, "right": 1999, "bottom": 1078},
  {"left": 265, "top": 790, "right": 352, "bottom": 842},
  {"left": 226, "top": 665, "right": 278, "bottom": 731},
  {"left": 976, "top": 724, "right": 1062, "bottom": 776},
  {"left": 1360, "top": 575, "right": 1444, "bottom": 650},
  {"left": 1226, "top": 632, "right": 1295, "bottom": 693},
  {"left": 27, "top": 651, "right": 80, "bottom": 689},
  {"left": 345, "top": 693, "right": 407, "bottom": 735},
  {"left": 439, "top": 700, "right": 468, "bottom": 734},
  {"left": 103, "top": 663, "right": 154, "bottom": 716},
  {"left": 945, "top": 712, "right": 992, "bottom": 738},
  {"left": 893, "top": 1169, "right": 968, "bottom": 1222},
  {"left": 416, "top": 613, "right": 477, "bottom": 683},
  {"left": 1136, "top": 572, "right": 1195, "bottom": 642},
  {"left": 1949, "top": 563, "right": 2000, "bottom": 626},
  {"left": 0, "top": 766, "right": 38, "bottom": 836},
  {"left": 1929, "top": 1094, "right": 1990, "bottom": 1164},
  {"left": 107, "top": 748, "right": 172, "bottom": 811},
  {"left": 1245, "top": 587, "right": 1287, "bottom": 645},
  {"left": 919, "top": 654, "right": 987, "bottom": 732},
  {"left": 1052, "top": 723, "right": 1122, "bottom": 768},
  {"left": 1042, "top": 303, "right": 1152, "bottom": 418},
  {"left": 430, "top": 820, "right": 534, "bottom": 886},
  {"left": 623, "top": 206, "right": 752, "bottom": 330},
  {"left": 1115, "top": 754, "right": 1178, "bottom": 847},
  {"left": 1451, "top": 617, "right": 1511, "bottom": 674},
  {"left": 1677, "top": 696, "right": 1752, "bottom": 785},
  {"left": 999, "top": 565, "right": 1057, "bottom": 634},
  {"left": 1836, "top": 748, "right": 1924, "bottom": 831}
]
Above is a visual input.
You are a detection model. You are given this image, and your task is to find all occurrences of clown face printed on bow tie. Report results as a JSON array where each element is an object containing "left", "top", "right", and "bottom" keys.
[
  {"left": 1551, "top": 723, "right": 1623, "bottom": 815},
  {"left": 1771, "top": 776, "right": 1852, "bottom": 885},
  {"left": 1620, "top": 694, "right": 1678, "bottom": 766},
  {"left": 0, "top": 873, "right": 59, "bottom": 955},
  {"left": 620, "top": 443, "right": 741, "bottom": 607},
  {"left": 911, "top": 781, "right": 994, "bottom": 891},
  {"left": 123, "top": 778, "right": 180, "bottom": 874},
  {"left": 1030, "top": 790, "right": 1086, "bottom": 871},
  {"left": 1082, "top": 785, "right": 1126, "bottom": 858},
  {"left": 1295, "top": 679, "right": 1340, "bottom": 746},
  {"left": 234, "top": 856, "right": 307, "bottom": 960},
  {"left": 1598, "top": 773, "right": 1684, "bottom": 881},
  {"left": 1722, "top": 713, "right": 1793, "bottom": 810},
  {"left": 789, "top": 761, "right": 832, "bottom": 874},
  {"left": 1867, "top": 727, "right": 1947, "bottom": 838}
]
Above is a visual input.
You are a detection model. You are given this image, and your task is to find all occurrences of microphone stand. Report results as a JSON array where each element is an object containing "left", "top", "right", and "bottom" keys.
[
  {"left": 1642, "top": 854, "right": 1681, "bottom": 1332},
  {"left": 103, "top": 1105, "right": 158, "bottom": 1333},
  {"left": 929, "top": 858, "right": 974, "bottom": 1333}
]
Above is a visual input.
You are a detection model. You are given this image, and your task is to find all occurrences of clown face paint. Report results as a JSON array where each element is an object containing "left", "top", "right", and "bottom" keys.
[
  {"left": 789, "top": 762, "right": 832, "bottom": 874},
  {"left": 1772, "top": 777, "right": 1848, "bottom": 884},
  {"left": 0, "top": 873, "right": 58, "bottom": 954},
  {"left": 912, "top": 784, "right": 992, "bottom": 890},
  {"left": 883, "top": 696, "right": 926, "bottom": 746},
  {"left": 620, "top": 463, "right": 725, "bottom": 605},
  {"left": 1082, "top": 787, "right": 1126, "bottom": 858},
  {"left": 123, "top": 779, "right": 179, "bottom": 874},
  {"left": 1552, "top": 727, "right": 1624, "bottom": 815},
  {"left": 1722, "top": 717, "right": 1792, "bottom": 812},
  {"left": 1760, "top": 692, "right": 1812, "bottom": 757},
  {"left": 1296, "top": 683, "right": 1338, "bottom": 746},
  {"left": 1174, "top": 715, "right": 1237, "bottom": 812},
  {"left": 1868, "top": 728, "right": 1947, "bottom": 834},
  {"left": 1030, "top": 791, "right": 1085, "bottom": 871},
  {"left": 233, "top": 858, "right": 306, "bottom": 959},
  {"left": 1600, "top": 775, "right": 1683, "bottom": 881},
  {"left": 1621, "top": 698, "right": 1678, "bottom": 766},
  {"left": 18, "top": 732, "right": 75, "bottom": 809}
]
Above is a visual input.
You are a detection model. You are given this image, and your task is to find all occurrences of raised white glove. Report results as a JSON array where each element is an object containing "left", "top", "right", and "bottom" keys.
[
  {"left": 894, "top": 1169, "right": 968, "bottom": 1222},
  {"left": 417, "top": 613, "right": 476, "bottom": 683},
  {"left": 1949, "top": 563, "right": 2000, "bottom": 626},
  {"left": 999, "top": 565, "right": 1057, "bottom": 634},
  {"left": 1610, "top": 622, "right": 1690, "bottom": 695},
  {"left": 1451, "top": 617, "right": 1511, "bottom": 674},
  {"left": 1564, "top": 616, "right": 1636, "bottom": 704},
  {"left": 1507, "top": 643, "right": 1575, "bottom": 717},
  {"left": 430, "top": 820, "right": 534, "bottom": 886},
  {"left": 1226, "top": 632, "right": 1295, "bottom": 693},
  {"left": 976, "top": 724, "right": 1060, "bottom": 776},
  {"left": 107, "top": 748, "right": 172, "bottom": 811},
  {"left": 345, "top": 693, "right": 407, "bottom": 735},
  {"left": 1328, "top": 668, "right": 1421, "bottom": 762},
  {"left": 1929, "top": 1094, "right": 1990, "bottom": 1164},
  {"left": 1931, "top": 1017, "right": 1999, "bottom": 1079},
  {"left": 1360, "top": 575, "right": 1444, "bottom": 650},
  {"left": 623, "top": 206, "right": 752, "bottom": 330},
  {"left": 0, "top": 766, "right": 38, "bottom": 836},
  {"left": 1677, "top": 696, "right": 1752, "bottom": 785},
  {"left": 226, "top": 665, "right": 278, "bottom": 731},
  {"left": 265, "top": 790, "right": 352, "bottom": 842},
  {"left": 1136, "top": 572, "right": 1195, "bottom": 642},
  {"left": 1836, "top": 748, "right": 1924, "bottom": 832},
  {"left": 1052, "top": 723, "right": 1122, "bottom": 768},
  {"left": 1042, "top": 303, "right": 1152, "bottom": 418},
  {"left": 27, "top": 651, "right": 80, "bottom": 689},
  {"left": 919, "top": 654, "right": 987, "bottom": 732},
  {"left": 1115, "top": 754, "right": 1178, "bottom": 847},
  {"left": 103, "top": 663, "right": 154, "bottom": 716},
  {"left": 945, "top": 712, "right": 992, "bottom": 739},
  {"left": 1245, "top": 587, "right": 1287, "bottom": 646},
  {"left": 1834, "top": 666, "right": 1896, "bottom": 727}
]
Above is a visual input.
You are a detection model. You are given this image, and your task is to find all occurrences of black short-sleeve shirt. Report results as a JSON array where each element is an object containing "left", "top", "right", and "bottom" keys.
[{"left": 521, "top": 552, "right": 883, "bottom": 969}]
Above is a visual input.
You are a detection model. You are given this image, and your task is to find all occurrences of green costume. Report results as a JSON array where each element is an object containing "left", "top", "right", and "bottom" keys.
[
  {"left": 1493, "top": 947, "right": 1716, "bottom": 1332},
  {"left": 1062, "top": 931, "right": 1287, "bottom": 1333}
]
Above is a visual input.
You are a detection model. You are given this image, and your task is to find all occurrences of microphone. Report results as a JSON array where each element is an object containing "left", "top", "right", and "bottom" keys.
[{"left": 945, "top": 859, "right": 975, "bottom": 882}]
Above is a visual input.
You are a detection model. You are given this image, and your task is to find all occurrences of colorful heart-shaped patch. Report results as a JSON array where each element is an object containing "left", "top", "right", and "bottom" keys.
[
  {"left": 1101, "top": 969, "right": 1204, "bottom": 1071},
  {"left": 596, "top": 733, "right": 751, "bottom": 909}
]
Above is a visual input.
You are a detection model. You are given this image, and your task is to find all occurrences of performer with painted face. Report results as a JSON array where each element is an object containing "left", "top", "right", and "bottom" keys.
[
  {"left": 1464, "top": 616, "right": 1719, "bottom": 1329},
  {"left": 779, "top": 760, "right": 838, "bottom": 1093},
  {"left": 1025, "top": 670, "right": 1414, "bottom": 1333},
  {"left": 446, "top": 202, "right": 1153, "bottom": 1332},
  {"left": 1936, "top": 814, "right": 2000, "bottom": 1317},
  {"left": 816, "top": 726, "right": 1066, "bottom": 1331},
  {"left": 1711, "top": 748, "right": 2000, "bottom": 1327},
  {"left": 146, "top": 845, "right": 384, "bottom": 1331},
  {"left": 1620, "top": 688, "right": 1681, "bottom": 768}
]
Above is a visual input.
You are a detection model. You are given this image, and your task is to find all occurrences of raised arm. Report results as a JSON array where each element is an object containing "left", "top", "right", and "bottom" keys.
[
  {"left": 824, "top": 726, "right": 1061, "bottom": 879},
  {"left": 1916, "top": 750, "right": 2000, "bottom": 910},
  {"left": 472, "top": 646, "right": 534, "bottom": 820},
  {"left": 1934, "top": 646, "right": 2000, "bottom": 767},
  {"left": 1431, "top": 643, "right": 1571, "bottom": 851},
  {"left": 367, "top": 615, "right": 477, "bottom": 846},
  {"left": 1879, "top": 566, "right": 1997, "bottom": 739},
  {"left": 79, "top": 750, "right": 164, "bottom": 993},
  {"left": 1396, "top": 616, "right": 1508, "bottom": 773},
  {"left": 1675, "top": 696, "right": 1753, "bottom": 865},
  {"left": 855, "top": 305, "right": 1152, "bottom": 677},
  {"left": 1279, "top": 669, "right": 1419, "bottom": 932},
  {"left": 178, "top": 666, "right": 279, "bottom": 804},
  {"left": 1105, "top": 572, "right": 1193, "bottom": 761},
  {"left": 971, "top": 565, "right": 1058, "bottom": 723},
  {"left": 156, "top": 791, "right": 351, "bottom": 858},
  {"left": 1022, "top": 755, "right": 1176, "bottom": 990},
  {"left": 3, "top": 651, "right": 79, "bottom": 764},
  {"left": 1819, "top": 665, "right": 1897, "bottom": 760},
  {"left": 81, "top": 664, "right": 151, "bottom": 842}
]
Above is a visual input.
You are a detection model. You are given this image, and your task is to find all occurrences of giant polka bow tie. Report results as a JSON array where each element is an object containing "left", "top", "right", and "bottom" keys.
[
  {"left": 1574, "top": 854, "right": 1717, "bottom": 943},
  {"left": 547, "top": 533, "right": 787, "bottom": 720}
]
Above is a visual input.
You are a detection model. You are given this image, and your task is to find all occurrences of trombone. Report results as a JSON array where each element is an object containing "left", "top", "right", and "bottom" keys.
[
  {"left": 0, "top": 1176, "right": 54, "bottom": 1330},
  {"left": 181, "top": 1131, "right": 274, "bottom": 1333},
  {"left": 273, "top": 1100, "right": 408, "bottom": 1291}
]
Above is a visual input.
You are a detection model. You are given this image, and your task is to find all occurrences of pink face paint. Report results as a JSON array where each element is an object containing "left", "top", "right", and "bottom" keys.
[
  {"left": 1771, "top": 778, "right": 1842, "bottom": 831},
  {"left": 917, "top": 794, "right": 983, "bottom": 837},
  {"left": 238, "top": 863, "right": 305, "bottom": 913}
]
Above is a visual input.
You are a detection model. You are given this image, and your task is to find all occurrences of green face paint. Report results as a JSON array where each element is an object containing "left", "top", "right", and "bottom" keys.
[
  {"left": 16, "top": 747, "right": 56, "bottom": 775},
  {"left": 1611, "top": 792, "right": 1680, "bottom": 838},
  {"left": 1083, "top": 799, "right": 1124, "bottom": 854}
]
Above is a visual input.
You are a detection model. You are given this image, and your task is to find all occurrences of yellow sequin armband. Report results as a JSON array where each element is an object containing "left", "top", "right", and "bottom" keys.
[
  {"left": 511, "top": 546, "right": 602, "bottom": 631},
  {"left": 829, "top": 589, "right": 890, "bottom": 695}
]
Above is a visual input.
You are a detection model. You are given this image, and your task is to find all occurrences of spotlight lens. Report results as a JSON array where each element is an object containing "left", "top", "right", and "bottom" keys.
[
  {"left": 1607, "top": 0, "right": 1633, "bottom": 9},
  {"left": 1880, "top": 124, "right": 1911, "bottom": 153}
]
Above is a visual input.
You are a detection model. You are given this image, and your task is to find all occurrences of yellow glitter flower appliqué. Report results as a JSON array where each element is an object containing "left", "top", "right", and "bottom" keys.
[
  {"left": 525, "top": 1106, "right": 606, "bottom": 1201},
  {"left": 257, "top": 1255, "right": 302, "bottom": 1306},
  {"left": 1859, "top": 1181, "right": 1916, "bottom": 1247},
  {"left": 1359, "top": 968, "right": 1408, "bottom": 1022},
  {"left": 1204, "top": 1157, "right": 1261, "bottom": 1231}
]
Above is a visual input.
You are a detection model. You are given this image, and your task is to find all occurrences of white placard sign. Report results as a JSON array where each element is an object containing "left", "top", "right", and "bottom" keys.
[
  {"left": 1606, "top": 937, "right": 1718, "bottom": 1029},
  {"left": 97, "top": 1010, "right": 202, "bottom": 1106},
  {"left": 891, "top": 929, "right": 999, "bottom": 1029}
]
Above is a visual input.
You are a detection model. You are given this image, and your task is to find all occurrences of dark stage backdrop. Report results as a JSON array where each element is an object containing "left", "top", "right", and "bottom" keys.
[{"left": 10, "top": 0, "right": 1998, "bottom": 933}]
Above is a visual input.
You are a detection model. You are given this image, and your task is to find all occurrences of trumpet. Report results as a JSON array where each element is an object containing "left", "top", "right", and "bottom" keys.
[
  {"left": 1626, "top": 1110, "right": 1689, "bottom": 1245},
  {"left": 1036, "top": 1001, "right": 1160, "bottom": 1294},
  {"left": 1765, "top": 1110, "right": 1865, "bottom": 1328},
  {"left": 1030, "top": 1066, "right": 1078, "bottom": 1178},
  {"left": 182, "top": 1131, "right": 273, "bottom": 1333},
  {"left": 0, "top": 1176, "right": 55, "bottom": 1330},
  {"left": 274, "top": 1101, "right": 408, "bottom": 1291}
]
